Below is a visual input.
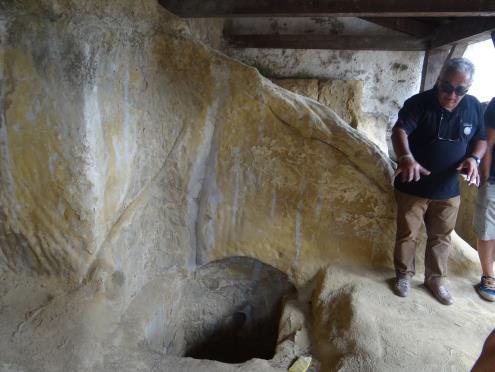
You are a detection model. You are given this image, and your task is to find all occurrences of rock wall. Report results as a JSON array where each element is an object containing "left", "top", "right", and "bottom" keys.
[
  {"left": 271, "top": 78, "right": 390, "bottom": 153},
  {"left": 272, "top": 79, "right": 363, "bottom": 130},
  {"left": 456, "top": 181, "right": 478, "bottom": 248},
  {"left": 185, "top": 18, "right": 225, "bottom": 51},
  {"left": 182, "top": 17, "right": 425, "bottom": 155},
  {"left": 0, "top": 0, "right": 399, "bottom": 288},
  {"left": 226, "top": 47, "right": 423, "bottom": 155},
  {"left": 198, "top": 78, "right": 397, "bottom": 284},
  {"left": 0, "top": 1, "right": 198, "bottom": 292}
]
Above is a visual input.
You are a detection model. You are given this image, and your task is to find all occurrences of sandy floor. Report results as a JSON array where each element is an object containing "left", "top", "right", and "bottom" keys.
[{"left": 311, "top": 264, "right": 495, "bottom": 372}]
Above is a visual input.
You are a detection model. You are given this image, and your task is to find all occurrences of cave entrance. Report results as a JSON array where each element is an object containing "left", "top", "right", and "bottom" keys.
[
  {"left": 184, "top": 305, "right": 281, "bottom": 363},
  {"left": 175, "top": 257, "right": 295, "bottom": 363}
]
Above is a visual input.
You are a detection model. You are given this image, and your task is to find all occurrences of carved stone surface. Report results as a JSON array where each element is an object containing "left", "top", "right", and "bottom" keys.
[{"left": 0, "top": 1, "right": 489, "bottom": 371}]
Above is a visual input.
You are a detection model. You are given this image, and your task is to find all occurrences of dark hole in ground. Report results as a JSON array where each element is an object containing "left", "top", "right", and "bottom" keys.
[
  {"left": 176, "top": 257, "right": 295, "bottom": 363},
  {"left": 185, "top": 305, "right": 280, "bottom": 363},
  {"left": 184, "top": 304, "right": 282, "bottom": 363}
]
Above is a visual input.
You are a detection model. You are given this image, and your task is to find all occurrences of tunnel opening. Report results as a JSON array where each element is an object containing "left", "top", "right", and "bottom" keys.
[
  {"left": 184, "top": 304, "right": 282, "bottom": 363},
  {"left": 152, "top": 256, "right": 296, "bottom": 364}
]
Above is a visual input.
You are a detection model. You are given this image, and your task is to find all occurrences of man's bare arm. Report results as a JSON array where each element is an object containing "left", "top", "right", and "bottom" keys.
[
  {"left": 391, "top": 127, "right": 430, "bottom": 182},
  {"left": 472, "top": 330, "right": 495, "bottom": 372},
  {"left": 479, "top": 129, "right": 495, "bottom": 184}
]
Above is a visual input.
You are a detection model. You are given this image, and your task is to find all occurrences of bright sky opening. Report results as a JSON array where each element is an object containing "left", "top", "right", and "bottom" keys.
[{"left": 464, "top": 38, "right": 495, "bottom": 103}]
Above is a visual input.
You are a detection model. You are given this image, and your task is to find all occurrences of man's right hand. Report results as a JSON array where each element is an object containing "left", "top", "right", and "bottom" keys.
[{"left": 394, "top": 156, "right": 431, "bottom": 182}]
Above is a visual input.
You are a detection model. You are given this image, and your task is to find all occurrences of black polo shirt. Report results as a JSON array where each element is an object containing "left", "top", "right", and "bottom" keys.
[
  {"left": 394, "top": 87, "right": 486, "bottom": 200},
  {"left": 485, "top": 98, "right": 495, "bottom": 182}
]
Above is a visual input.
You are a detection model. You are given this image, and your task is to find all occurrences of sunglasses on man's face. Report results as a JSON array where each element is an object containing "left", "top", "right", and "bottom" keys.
[{"left": 439, "top": 81, "right": 469, "bottom": 96}]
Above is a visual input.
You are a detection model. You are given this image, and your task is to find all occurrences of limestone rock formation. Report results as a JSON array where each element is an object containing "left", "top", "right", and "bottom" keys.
[
  {"left": 271, "top": 79, "right": 320, "bottom": 103},
  {"left": 0, "top": 0, "right": 397, "bottom": 287},
  {"left": 456, "top": 180, "right": 478, "bottom": 248},
  {"left": 272, "top": 79, "right": 363, "bottom": 131},
  {"left": 0, "top": 1, "right": 492, "bottom": 371},
  {"left": 272, "top": 78, "right": 389, "bottom": 154}
]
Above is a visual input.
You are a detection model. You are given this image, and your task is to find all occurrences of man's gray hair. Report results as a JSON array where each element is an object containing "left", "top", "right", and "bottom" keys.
[{"left": 438, "top": 57, "right": 475, "bottom": 84}]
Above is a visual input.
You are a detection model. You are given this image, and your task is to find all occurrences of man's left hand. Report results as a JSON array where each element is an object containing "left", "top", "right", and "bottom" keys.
[{"left": 456, "top": 157, "right": 480, "bottom": 186}]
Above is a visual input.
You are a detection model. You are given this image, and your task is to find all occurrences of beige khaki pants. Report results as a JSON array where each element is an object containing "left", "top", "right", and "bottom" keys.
[{"left": 394, "top": 190, "right": 460, "bottom": 285}]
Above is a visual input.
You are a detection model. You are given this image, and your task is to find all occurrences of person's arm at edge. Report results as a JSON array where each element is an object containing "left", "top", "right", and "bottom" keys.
[
  {"left": 479, "top": 101, "right": 495, "bottom": 184},
  {"left": 391, "top": 126, "right": 431, "bottom": 182},
  {"left": 457, "top": 98, "right": 489, "bottom": 186},
  {"left": 479, "top": 132, "right": 494, "bottom": 185},
  {"left": 472, "top": 329, "right": 495, "bottom": 372}
]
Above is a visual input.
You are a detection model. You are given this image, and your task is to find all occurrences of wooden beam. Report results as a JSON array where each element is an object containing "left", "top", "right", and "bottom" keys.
[
  {"left": 360, "top": 17, "right": 436, "bottom": 37},
  {"left": 225, "top": 34, "right": 427, "bottom": 51},
  {"left": 159, "top": 0, "right": 495, "bottom": 18},
  {"left": 430, "top": 17, "right": 495, "bottom": 48},
  {"left": 420, "top": 46, "right": 451, "bottom": 91},
  {"left": 447, "top": 42, "right": 468, "bottom": 58},
  {"left": 420, "top": 42, "right": 467, "bottom": 92}
]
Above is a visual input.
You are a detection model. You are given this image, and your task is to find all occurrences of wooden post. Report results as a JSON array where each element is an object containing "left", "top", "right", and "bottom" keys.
[{"left": 420, "top": 46, "right": 452, "bottom": 92}]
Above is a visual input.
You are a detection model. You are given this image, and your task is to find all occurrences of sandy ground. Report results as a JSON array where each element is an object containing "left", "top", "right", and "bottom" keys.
[{"left": 311, "top": 264, "right": 495, "bottom": 372}]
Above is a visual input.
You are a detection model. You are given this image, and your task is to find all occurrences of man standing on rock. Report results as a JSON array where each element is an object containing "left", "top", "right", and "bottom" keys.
[
  {"left": 391, "top": 58, "right": 486, "bottom": 305},
  {"left": 474, "top": 97, "right": 495, "bottom": 302}
]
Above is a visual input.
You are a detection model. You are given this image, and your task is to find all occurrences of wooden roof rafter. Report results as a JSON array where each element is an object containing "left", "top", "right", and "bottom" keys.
[
  {"left": 159, "top": 0, "right": 495, "bottom": 51},
  {"left": 158, "top": 0, "right": 495, "bottom": 18}
]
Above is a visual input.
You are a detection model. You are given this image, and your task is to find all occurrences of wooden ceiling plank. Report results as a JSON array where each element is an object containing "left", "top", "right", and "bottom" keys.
[
  {"left": 159, "top": 0, "right": 495, "bottom": 18},
  {"left": 430, "top": 18, "right": 495, "bottom": 48},
  {"left": 360, "top": 17, "right": 436, "bottom": 37},
  {"left": 225, "top": 34, "right": 427, "bottom": 51}
]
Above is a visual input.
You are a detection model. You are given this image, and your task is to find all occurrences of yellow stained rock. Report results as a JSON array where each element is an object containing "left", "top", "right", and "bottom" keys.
[{"left": 288, "top": 355, "right": 312, "bottom": 372}]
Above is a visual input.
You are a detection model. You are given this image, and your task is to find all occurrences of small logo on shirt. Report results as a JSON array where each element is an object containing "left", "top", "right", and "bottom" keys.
[{"left": 463, "top": 122, "right": 473, "bottom": 136}]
